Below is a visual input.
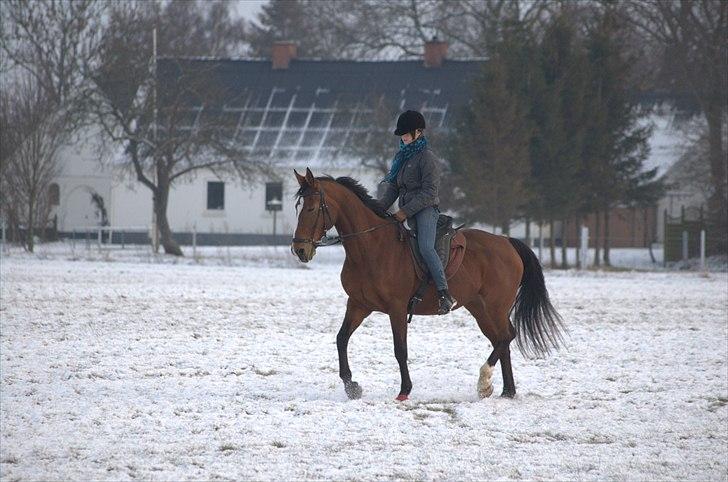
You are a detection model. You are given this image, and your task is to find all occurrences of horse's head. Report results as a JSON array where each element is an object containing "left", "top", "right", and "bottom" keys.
[{"left": 291, "top": 167, "right": 339, "bottom": 262}]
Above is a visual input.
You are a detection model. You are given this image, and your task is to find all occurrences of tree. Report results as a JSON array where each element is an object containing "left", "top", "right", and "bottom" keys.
[
  {"left": 0, "top": 0, "right": 103, "bottom": 128},
  {"left": 449, "top": 30, "right": 533, "bottom": 234},
  {"left": 581, "top": 9, "right": 658, "bottom": 266},
  {"left": 87, "top": 0, "right": 256, "bottom": 256},
  {"left": 0, "top": 75, "right": 63, "bottom": 252},
  {"left": 528, "top": 14, "right": 590, "bottom": 268},
  {"left": 624, "top": 0, "right": 727, "bottom": 253}
]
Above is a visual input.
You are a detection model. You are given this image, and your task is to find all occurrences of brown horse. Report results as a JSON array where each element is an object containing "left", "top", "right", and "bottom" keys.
[{"left": 291, "top": 168, "right": 563, "bottom": 401}]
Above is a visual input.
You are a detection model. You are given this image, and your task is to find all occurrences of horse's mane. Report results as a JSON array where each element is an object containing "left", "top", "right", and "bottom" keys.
[{"left": 295, "top": 175, "right": 389, "bottom": 219}]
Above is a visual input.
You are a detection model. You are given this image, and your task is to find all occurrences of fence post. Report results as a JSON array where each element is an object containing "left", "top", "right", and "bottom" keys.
[
  {"left": 192, "top": 224, "right": 197, "bottom": 260},
  {"left": 121, "top": 231, "right": 125, "bottom": 250},
  {"left": 1, "top": 219, "right": 5, "bottom": 253},
  {"left": 682, "top": 230, "right": 688, "bottom": 262},
  {"left": 580, "top": 225, "right": 589, "bottom": 270},
  {"left": 86, "top": 228, "right": 91, "bottom": 250},
  {"left": 97, "top": 228, "right": 102, "bottom": 251},
  {"left": 700, "top": 229, "right": 706, "bottom": 272}
]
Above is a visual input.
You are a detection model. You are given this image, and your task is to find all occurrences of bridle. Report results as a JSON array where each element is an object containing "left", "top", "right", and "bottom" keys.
[{"left": 292, "top": 188, "right": 399, "bottom": 249}]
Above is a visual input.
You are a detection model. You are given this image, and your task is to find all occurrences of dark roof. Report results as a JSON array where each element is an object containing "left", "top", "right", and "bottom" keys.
[{"left": 158, "top": 58, "right": 484, "bottom": 165}]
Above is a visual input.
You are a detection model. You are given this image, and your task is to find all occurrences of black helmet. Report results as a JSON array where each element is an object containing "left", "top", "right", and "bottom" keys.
[{"left": 394, "top": 110, "right": 426, "bottom": 136}]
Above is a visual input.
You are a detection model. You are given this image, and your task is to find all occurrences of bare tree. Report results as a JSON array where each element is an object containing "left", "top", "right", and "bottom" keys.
[
  {"left": 0, "top": 0, "right": 103, "bottom": 126},
  {"left": 0, "top": 75, "right": 63, "bottom": 252},
  {"left": 87, "top": 1, "right": 258, "bottom": 256}
]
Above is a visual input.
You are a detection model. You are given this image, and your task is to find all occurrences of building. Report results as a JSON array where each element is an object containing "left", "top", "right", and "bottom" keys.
[
  {"left": 50, "top": 39, "right": 696, "bottom": 249},
  {"left": 52, "top": 39, "right": 483, "bottom": 245}
]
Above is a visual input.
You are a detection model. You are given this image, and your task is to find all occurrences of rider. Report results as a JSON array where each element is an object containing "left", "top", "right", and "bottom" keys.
[{"left": 377, "top": 110, "right": 456, "bottom": 315}]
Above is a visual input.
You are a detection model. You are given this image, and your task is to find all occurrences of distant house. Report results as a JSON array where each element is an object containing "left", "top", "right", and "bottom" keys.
[{"left": 52, "top": 39, "right": 483, "bottom": 245}]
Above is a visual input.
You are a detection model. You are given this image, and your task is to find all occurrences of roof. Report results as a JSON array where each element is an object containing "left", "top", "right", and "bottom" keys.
[{"left": 158, "top": 58, "right": 484, "bottom": 166}]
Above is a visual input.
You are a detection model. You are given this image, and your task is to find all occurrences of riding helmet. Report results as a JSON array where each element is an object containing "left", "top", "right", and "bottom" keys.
[{"left": 394, "top": 110, "right": 426, "bottom": 136}]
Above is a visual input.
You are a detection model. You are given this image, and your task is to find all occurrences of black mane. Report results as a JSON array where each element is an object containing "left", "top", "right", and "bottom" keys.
[{"left": 295, "top": 175, "right": 389, "bottom": 218}]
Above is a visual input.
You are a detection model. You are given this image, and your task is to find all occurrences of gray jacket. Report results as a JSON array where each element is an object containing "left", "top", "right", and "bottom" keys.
[{"left": 377, "top": 148, "right": 441, "bottom": 218}]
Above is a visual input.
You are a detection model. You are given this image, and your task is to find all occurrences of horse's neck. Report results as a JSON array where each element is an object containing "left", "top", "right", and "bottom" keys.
[{"left": 332, "top": 190, "right": 398, "bottom": 266}]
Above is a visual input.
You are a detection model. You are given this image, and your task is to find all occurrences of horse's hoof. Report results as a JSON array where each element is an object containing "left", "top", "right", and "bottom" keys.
[
  {"left": 501, "top": 389, "right": 516, "bottom": 399},
  {"left": 344, "top": 381, "right": 362, "bottom": 400},
  {"left": 395, "top": 394, "right": 409, "bottom": 401},
  {"left": 478, "top": 385, "right": 494, "bottom": 399}
]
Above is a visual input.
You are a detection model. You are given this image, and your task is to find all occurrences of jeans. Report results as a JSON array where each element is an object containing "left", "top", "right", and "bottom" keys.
[{"left": 410, "top": 206, "right": 448, "bottom": 291}]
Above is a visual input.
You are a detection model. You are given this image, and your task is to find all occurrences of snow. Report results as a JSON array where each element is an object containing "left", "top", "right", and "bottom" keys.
[{"left": 1, "top": 249, "right": 726, "bottom": 480}]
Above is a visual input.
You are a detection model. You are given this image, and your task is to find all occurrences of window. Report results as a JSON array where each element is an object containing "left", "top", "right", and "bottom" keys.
[
  {"left": 265, "top": 182, "right": 283, "bottom": 211},
  {"left": 207, "top": 181, "right": 224, "bottom": 210},
  {"left": 48, "top": 183, "right": 60, "bottom": 206}
]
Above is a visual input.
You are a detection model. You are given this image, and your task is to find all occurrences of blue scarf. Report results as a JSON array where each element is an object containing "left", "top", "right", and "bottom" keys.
[{"left": 384, "top": 136, "right": 428, "bottom": 183}]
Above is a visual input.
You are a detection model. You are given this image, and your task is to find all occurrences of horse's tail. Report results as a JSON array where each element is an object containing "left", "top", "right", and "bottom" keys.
[{"left": 507, "top": 237, "right": 565, "bottom": 358}]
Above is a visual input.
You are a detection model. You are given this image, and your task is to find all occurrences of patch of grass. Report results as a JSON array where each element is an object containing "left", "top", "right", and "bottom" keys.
[
  {"left": 271, "top": 441, "right": 286, "bottom": 448},
  {"left": 253, "top": 367, "right": 277, "bottom": 377},
  {"left": 219, "top": 443, "right": 237, "bottom": 452}
]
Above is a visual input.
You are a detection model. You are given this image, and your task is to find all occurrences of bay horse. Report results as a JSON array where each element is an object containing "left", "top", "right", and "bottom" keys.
[{"left": 291, "top": 168, "right": 564, "bottom": 401}]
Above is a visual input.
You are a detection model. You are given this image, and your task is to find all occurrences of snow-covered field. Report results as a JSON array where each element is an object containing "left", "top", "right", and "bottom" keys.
[{"left": 1, "top": 250, "right": 727, "bottom": 480}]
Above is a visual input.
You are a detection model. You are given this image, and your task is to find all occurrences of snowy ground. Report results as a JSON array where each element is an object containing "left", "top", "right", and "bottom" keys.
[{"left": 1, "top": 250, "right": 727, "bottom": 480}]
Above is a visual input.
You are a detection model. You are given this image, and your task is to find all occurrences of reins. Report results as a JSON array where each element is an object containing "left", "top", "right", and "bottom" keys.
[{"left": 292, "top": 189, "right": 399, "bottom": 247}]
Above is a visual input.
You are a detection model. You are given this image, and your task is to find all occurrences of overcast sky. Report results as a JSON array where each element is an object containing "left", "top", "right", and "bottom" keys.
[{"left": 234, "top": 0, "right": 267, "bottom": 25}]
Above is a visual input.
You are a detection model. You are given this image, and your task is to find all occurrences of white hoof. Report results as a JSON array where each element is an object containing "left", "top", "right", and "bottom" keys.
[{"left": 478, "top": 363, "right": 494, "bottom": 399}]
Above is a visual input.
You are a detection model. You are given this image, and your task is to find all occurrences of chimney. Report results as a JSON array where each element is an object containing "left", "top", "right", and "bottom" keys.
[
  {"left": 271, "top": 41, "right": 297, "bottom": 69},
  {"left": 424, "top": 36, "right": 448, "bottom": 68}
]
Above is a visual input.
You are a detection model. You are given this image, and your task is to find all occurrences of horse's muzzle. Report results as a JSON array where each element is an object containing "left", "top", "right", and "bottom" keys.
[{"left": 291, "top": 242, "right": 314, "bottom": 262}]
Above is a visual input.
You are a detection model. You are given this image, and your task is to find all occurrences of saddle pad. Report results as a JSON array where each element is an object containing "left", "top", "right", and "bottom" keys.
[{"left": 408, "top": 230, "right": 466, "bottom": 281}]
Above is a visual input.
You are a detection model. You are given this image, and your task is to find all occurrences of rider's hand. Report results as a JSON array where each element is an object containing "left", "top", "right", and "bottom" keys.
[{"left": 393, "top": 209, "right": 407, "bottom": 222}]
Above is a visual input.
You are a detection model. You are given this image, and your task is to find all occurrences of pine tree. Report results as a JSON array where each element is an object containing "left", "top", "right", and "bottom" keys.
[
  {"left": 581, "top": 9, "right": 657, "bottom": 266},
  {"left": 528, "top": 15, "right": 588, "bottom": 268},
  {"left": 449, "top": 31, "right": 533, "bottom": 234}
]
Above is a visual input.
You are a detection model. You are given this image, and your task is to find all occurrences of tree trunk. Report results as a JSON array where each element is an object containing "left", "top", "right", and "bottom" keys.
[
  {"left": 525, "top": 216, "right": 531, "bottom": 246},
  {"left": 154, "top": 177, "right": 183, "bottom": 256},
  {"left": 603, "top": 208, "right": 611, "bottom": 266},
  {"left": 705, "top": 103, "right": 727, "bottom": 253},
  {"left": 502, "top": 220, "right": 510, "bottom": 237},
  {"left": 594, "top": 209, "right": 601, "bottom": 267},
  {"left": 560, "top": 218, "right": 568, "bottom": 269},
  {"left": 644, "top": 207, "right": 656, "bottom": 263},
  {"left": 575, "top": 216, "right": 581, "bottom": 267},
  {"left": 26, "top": 199, "right": 35, "bottom": 253},
  {"left": 549, "top": 218, "right": 556, "bottom": 269}
]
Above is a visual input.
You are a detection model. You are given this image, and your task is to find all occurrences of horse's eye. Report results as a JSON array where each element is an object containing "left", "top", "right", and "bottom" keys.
[{"left": 307, "top": 208, "right": 315, "bottom": 212}]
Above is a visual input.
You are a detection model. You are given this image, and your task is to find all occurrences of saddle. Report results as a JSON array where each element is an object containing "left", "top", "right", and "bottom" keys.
[
  {"left": 399, "top": 214, "right": 467, "bottom": 322},
  {"left": 399, "top": 214, "right": 467, "bottom": 281}
]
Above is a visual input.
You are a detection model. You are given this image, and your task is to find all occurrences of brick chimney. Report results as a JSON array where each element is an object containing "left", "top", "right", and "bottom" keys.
[
  {"left": 424, "top": 37, "right": 448, "bottom": 68},
  {"left": 271, "top": 41, "right": 297, "bottom": 69}
]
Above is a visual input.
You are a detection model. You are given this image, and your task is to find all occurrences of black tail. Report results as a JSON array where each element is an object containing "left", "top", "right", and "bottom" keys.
[{"left": 508, "top": 237, "right": 565, "bottom": 358}]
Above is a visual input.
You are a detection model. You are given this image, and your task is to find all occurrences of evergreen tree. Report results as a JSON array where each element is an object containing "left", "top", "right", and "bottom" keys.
[
  {"left": 449, "top": 31, "right": 533, "bottom": 234},
  {"left": 581, "top": 9, "right": 657, "bottom": 266},
  {"left": 528, "top": 15, "right": 588, "bottom": 268}
]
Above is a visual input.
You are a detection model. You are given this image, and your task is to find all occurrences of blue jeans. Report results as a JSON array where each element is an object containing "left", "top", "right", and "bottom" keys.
[{"left": 410, "top": 206, "right": 448, "bottom": 291}]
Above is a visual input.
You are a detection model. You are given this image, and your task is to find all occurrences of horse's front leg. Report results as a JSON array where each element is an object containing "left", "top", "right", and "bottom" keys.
[
  {"left": 389, "top": 309, "right": 412, "bottom": 401},
  {"left": 337, "top": 298, "right": 371, "bottom": 400}
]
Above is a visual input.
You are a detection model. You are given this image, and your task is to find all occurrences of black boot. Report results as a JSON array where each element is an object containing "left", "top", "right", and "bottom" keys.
[{"left": 437, "top": 289, "right": 455, "bottom": 315}]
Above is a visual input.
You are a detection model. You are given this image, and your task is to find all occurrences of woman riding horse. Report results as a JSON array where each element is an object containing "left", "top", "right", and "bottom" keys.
[
  {"left": 291, "top": 167, "right": 564, "bottom": 401},
  {"left": 378, "top": 110, "right": 456, "bottom": 315}
]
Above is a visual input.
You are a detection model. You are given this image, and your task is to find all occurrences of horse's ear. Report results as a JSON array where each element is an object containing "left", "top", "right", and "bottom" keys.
[
  {"left": 294, "top": 169, "right": 306, "bottom": 186},
  {"left": 305, "top": 167, "right": 319, "bottom": 188}
]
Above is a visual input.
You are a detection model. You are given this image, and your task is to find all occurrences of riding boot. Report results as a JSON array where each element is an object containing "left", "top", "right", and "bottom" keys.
[{"left": 437, "top": 289, "right": 455, "bottom": 315}]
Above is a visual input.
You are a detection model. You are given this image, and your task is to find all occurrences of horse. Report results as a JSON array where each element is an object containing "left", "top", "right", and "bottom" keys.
[{"left": 291, "top": 168, "right": 564, "bottom": 401}]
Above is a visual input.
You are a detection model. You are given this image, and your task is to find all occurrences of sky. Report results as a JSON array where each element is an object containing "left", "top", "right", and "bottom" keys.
[{"left": 234, "top": 0, "right": 267, "bottom": 25}]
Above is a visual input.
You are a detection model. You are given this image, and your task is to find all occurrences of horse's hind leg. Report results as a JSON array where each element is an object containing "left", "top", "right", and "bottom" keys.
[
  {"left": 337, "top": 298, "right": 371, "bottom": 400},
  {"left": 465, "top": 296, "right": 515, "bottom": 398}
]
